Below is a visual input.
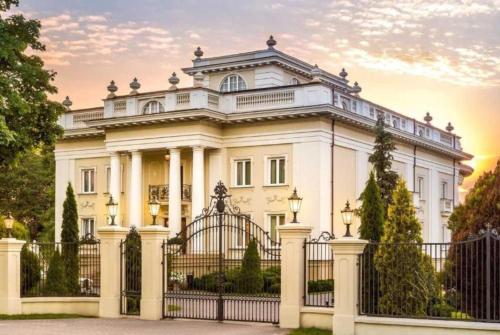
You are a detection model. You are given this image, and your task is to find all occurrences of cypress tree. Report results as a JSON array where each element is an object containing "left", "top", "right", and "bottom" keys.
[
  {"left": 368, "top": 114, "right": 398, "bottom": 214},
  {"left": 239, "top": 239, "right": 263, "bottom": 293},
  {"left": 374, "top": 179, "right": 433, "bottom": 316},
  {"left": 61, "top": 183, "right": 80, "bottom": 294},
  {"left": 358, "top": 171, "right": 385, "bottom": 313}
]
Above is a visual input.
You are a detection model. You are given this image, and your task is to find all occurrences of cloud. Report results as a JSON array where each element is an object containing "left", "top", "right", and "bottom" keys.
[{"left": 78, "top": 15, "right": 106, "bottom": 22}]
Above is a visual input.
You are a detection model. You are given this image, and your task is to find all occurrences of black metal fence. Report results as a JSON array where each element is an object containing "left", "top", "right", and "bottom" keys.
[
  {"left": 304, "top": 232, "right": 334, "bottom": 308},
  {"left": 120, "top": 227, "right": 142, "bottom": 315},
  {"left": 21, "top": 235, "right": 100, "bottom": 297},
  {"left": 359, "top": 228, "right": 500, "bottom": 322}
]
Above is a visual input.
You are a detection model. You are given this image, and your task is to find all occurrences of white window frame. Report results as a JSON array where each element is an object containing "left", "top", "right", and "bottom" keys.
[
  {"left": 80, "top": 167, "right": 96, "bottom": 194},
  {"left": 441, "top": 181, "right": 448, "bottom": 199},
  {"left": 289, "top": 77, "right": 300, "bottom": 85},
  {"left": 142, "top": 100, "right": 164, "bottom": 115},
  {"left": 265, "top": 155, "right": 287, "bottom": 186},
  {"left": 267, "top": 213, "right": 286, "bottom": 246},
  {"left": 219, "top": 74, "right": 247, "bottom": 92},
  {"left": 232, "top": 158, "right": 252, "bottom": 187},
  {"left": 232, "top": 214, "right": 252, "bottom": 249},
  {"left": 80, "top": 217, "right": 96, "bottom": 238},
  {"left": 417, "top": 176, "right": 425, "bottom": 200}
]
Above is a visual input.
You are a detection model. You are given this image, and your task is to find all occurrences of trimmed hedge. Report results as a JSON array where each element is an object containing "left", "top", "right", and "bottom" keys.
[{"left": 307, "top": 279, "right": 333, "bottom": 293}]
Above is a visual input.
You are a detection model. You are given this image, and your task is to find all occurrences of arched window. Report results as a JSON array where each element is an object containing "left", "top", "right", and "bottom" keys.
[
  {"left": 289, "top": 78, "right": 300, "bottom": 85},
  {"left": 142, "top": 100, "right": 164, "bottom": 115},
  {"left": 219, "top": 74, "right": 247, "bottom": 92}
]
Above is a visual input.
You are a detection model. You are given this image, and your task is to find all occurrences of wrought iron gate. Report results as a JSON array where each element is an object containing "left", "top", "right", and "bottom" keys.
[
  {"left": 163, "top": 182, "right": 281, "bottom": 323},
  {"left": 120, "top": 227, "right": 142, "bottom": 315}
]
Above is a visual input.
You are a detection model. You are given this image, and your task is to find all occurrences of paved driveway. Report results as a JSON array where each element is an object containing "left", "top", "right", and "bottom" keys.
[{"left": 0, "top": 318, "right": 289, "bottom": 335}]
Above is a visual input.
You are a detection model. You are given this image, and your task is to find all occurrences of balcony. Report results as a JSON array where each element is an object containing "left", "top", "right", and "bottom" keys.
[
  {"left": 149, "top": 184, "right": 192, "bottom": 202},
  {"left": 440, "top": 198, "right": 453, "bottom": 216}
]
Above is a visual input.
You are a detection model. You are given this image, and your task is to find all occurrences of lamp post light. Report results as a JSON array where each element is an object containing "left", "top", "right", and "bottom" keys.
[
  {"left": 288, "top": 188, "right": 303, "bottom": 223},
  {"left": 106, "top": 195, "right": 118, "bottom": 226},
  {"left": 4, "top": 212, "right": 14, "bottom": 238},
  {"left": 341, "top": 200, "right": 354, "bottom": 237},
  {"left": 148, "top": 196, "right": 160, "bottom": 225}
]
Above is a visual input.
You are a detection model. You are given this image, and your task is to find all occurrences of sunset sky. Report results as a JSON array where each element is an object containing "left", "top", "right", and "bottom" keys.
[{"left": 7, "top": 0, "right": 500, "bottom": 193}]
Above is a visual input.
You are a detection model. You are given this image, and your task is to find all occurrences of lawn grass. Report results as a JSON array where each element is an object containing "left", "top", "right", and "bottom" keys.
[
  {"left": 0, "top": 314, "right": 93, "bottom": 320},
  {"left": 288, "top": 328, "right": 331, "bottom": 335}
]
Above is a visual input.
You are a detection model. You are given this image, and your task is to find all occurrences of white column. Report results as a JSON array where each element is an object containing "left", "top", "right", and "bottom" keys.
[
  {"left": 168, "top": 148, "right": 182, "bottom": 234},
  {"left": 191, "top": 147, "right": 205, "bottom": 219},
  {"left": 0, "top": 238, "right": 25, "bottom": 315},
  {"left": 129, "top": 150, "right": 143, "bottom": 227},
  {"left": 429, "top": 168, "right": 440, "bottom": 242},
  {"left": 110, "top": 152, "right": 122, "bottom": 226}
]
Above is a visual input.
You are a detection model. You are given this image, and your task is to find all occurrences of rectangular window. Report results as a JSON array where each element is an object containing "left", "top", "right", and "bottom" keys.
[
  {"left": 233, "top": 215, "right": 250, "bottom": 248},
  {"left": 441, "top": 181, "right": 448, "bottom": 199},
  {"left": 81, "top": 168, "right": 96, "bottom": 193},
  {"left": 81, "top": 218, "right": 95, "bottom": 237},
  {"left": 417, "top": 177, "right": 424, "bottom": 200},
  {"left": 269, "top": 214, "right": 286, "bottom": 244},
  {"left": 269, "top": 157, "right": 286, "bottom": 185},
  {"left": 235, "top": 159, "right": 251, "bottom": 186},
  {"left": 369, "top": 107, "right": 375, "bottom": 118}
]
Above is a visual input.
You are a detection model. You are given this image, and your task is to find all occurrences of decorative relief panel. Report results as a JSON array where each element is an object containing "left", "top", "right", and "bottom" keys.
[{"left": 266, "top": 195, "right": 286, "bottom": 205}]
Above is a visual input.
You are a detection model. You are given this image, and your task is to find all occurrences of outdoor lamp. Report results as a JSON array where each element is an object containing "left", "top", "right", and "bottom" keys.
[
  {"left": 288, "top": 188, "right": 303, "bottom": 223},
  {"left": 4, "top": 212, "right": 14, "bottom": 238},
  {"left": 148, "top": 196, "right": 161, "bottom": 225},
  {"left": 341, "top": 200, "right": 354, "bottom": 237},
  {"left": 106, "top": 195, "right": 118, "bottom": 226}
]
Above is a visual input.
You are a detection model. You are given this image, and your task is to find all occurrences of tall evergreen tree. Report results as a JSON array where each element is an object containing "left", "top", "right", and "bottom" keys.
[
  {"left": 61, "top": 183, "right": 80, "bottom": 294},
  {"left": 374, "top": 179, "right": 433, "bottom": 316},
  {"left": 239, "top": 239, "right": 263, "bottom": 293},
  {"left": 368, "top": 114, "right": 398, "bottom": 214},
  {"left": 358, "top": 171, "right": 385, "bottom": 313},
  {"left": 45, "top": 249, "right": 67, "bottom": 296}
]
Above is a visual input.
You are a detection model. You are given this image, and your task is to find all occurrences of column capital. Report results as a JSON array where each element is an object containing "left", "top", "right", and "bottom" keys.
[
  {"left": 192, "top": 146, "right": 205, "bottom": 152},
  {"left": 329, "top": 237, "right": 368, "bottom": 255},
  {"left": 278, "top": 224, "right": 312, "bottom": 238},
  {"left": 0, "top": 238, "right": 26, "bottom": 252},
  {"left": 97, "top": 225, "right": 129, "bottom": 238},
  {"left": 168, "top": 147, "right": 181, "bottom": 154},
  {"left": 109, "top": 151, "right": 120, "bottom": 157},
  {"left": 138, "top": 225, "right": 170, "bottom": 240},
  {"left": 130, "top": 149, "right": 142, "bottom": 155}
]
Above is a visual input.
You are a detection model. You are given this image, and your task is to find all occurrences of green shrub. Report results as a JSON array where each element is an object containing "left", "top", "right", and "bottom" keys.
[
  {"left": 239, "top": 239, "right": 263, "bottom": 294},
  {"left": 167, "top": 236, "right": 184, "bottom": 245},
  {"left": 308, "top": 279, "right": 334, "bottom": 293},
  {"left": 20, "top": 245, "right": 41, "bottom": 295},
  {"left": 45, "top": 249, "right": 67, "bottom": 296},
  {"left": 193, "top": 272, "right": 219, "bottom": 292},
  {"left": 263, "top": 266, "right": 280, "bottom": 293}
]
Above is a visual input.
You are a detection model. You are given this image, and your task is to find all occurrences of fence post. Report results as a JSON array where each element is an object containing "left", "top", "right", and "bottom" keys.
[
  {"left": 138, "top": 225, "right": 169, "bottom": 320},
  {"left": 278, "top": 223, "right": 312, "bottom": 328},
  {"left": 0, "top": 237, "right": 25, "bottom": 315},
  {"left": 98, "top": 225, "right": 128, "bottom": 318},
  {"left": 330, "top": 238, "right": 368, "bottom": 335}
]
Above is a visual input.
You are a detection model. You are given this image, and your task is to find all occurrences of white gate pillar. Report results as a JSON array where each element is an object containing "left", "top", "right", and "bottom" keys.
[
  {"left": 0, "top": 237, "right": 25, "bottom": 315},
  {"left": 278, "top": 223, "right": 312, "bottom": 328}
]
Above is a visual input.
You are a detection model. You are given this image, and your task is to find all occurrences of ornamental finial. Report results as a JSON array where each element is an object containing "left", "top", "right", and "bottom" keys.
[
  {"left": 266, "top": 35, "right": 277, "bottom": 49},
  {"left": 424, "top": 112, "right": 433, "bottom": 124},
  {"left": 107, "top": 80, "right": 118, "bottom": 98},
  {"left": 352, "top": 81, "right": 362, "bottom": 95},
  {"left": 62, "top": 96, "right": 72, "bottom": 110},
  {"left": 169, "top": 72, "right": 179, "bottom": 90},
  {"left": 339, "top": 68, "right": 348, "bottom": 79},
  {"left": 129, "top": 77, "right": 140, "bottom": 94},
  {"left": 194, "top": 46, "right": 204, "bottom": 60},
  {"left": 446, "top": 122, "right": 454, "bottom": 132}
]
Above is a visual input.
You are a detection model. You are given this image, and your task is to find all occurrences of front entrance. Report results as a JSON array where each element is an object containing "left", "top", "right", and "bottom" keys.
[{"left": 162, "top": 182, "right": 281, "bottom": 323}]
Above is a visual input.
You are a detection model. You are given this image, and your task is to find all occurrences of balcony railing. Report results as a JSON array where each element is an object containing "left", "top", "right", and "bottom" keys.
[
  {"left": 60, "top": 84, "right": 464, "bottom": 152},
  {"left": 149, "top": 184, "right": 192, "bottom": 202}
]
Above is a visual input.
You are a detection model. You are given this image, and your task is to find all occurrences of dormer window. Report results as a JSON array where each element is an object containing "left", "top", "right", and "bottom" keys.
[
  {"left": 143, "top": 100, "right": 164, "bottom": 114},
  {"left": 289, "top": 78, "right": 300, "bottom": 85},
  {"left": 220, "top": 74, "right": 247, "bottom": 92}
]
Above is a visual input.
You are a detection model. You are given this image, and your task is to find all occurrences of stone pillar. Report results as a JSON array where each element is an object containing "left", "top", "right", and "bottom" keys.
[
  {"left": 278, "top": 224, "right": 312, "bottom": 328},
  {"left": 191, "top": 146, "right": 205, "bottom": 219},
  {"left": 168, "top": 148, "right": 181, "bottom": 234},
  {"left": 98, "top": 225, "right": 128, "bottom": 318},
  {"left": 129, "top": 150, "right": 143, "bottom": 227},
  {"left": 0, "top": 238, "right": 25, "bottom": 315},
  {"left": 110, "top": 152, "right": 122, "bottom": 226},
  {"left": 330, "top": 237, "right": 368, "bottom": 335},
  {"left": 138, "top": 225, "right": 169, "bottom": 320}
]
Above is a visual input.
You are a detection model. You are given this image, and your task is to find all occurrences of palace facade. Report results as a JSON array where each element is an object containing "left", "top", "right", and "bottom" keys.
[{"left": 54, "top": 36, "right": 473, "bottom": 243}]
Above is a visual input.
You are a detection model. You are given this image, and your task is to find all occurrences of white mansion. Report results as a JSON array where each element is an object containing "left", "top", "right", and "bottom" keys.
[{"left": 55, "top": 36, "right": 473, "bottom": 243}]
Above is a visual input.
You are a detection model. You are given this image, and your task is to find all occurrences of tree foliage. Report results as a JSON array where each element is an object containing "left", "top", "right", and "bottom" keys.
[
  {"left": 20, "top": 245, "right": 41, "bottom": 295},
  {"left": 374, "top": 179, "right": 434, "bottom": 316},
  {"left": 358, "top": 171, "right": 385, "bottom": 242},
  {"left": 368, "top": 115, "right": 398, "bottom": 214},
  {"left": 0, "top": 146, "right": 55, "bottom": 240},
  {"left": 0, "top": 0, "right": 64, "bottom": 167},
  {"left": 239, "top": 239, "right": 263, "bottom": 294},
  {"left": 61, "top": 183, "right": 80, "bottom": 294},
  {"left": 44, "top": 249, "right": 67, "bottom": 296},
  {"left": 0, "top": 215, "right": 29, "bottom": 240},
  {"left": 446, "top": 160, "right": 500, "bottom": 319}
]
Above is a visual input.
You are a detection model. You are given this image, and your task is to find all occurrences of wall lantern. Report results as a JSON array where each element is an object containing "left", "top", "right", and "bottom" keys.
[
  {"left": 4, "top": 212, "right": 14, "bottom": 238},
  {"left": 148, "top": 196, "right": 161, "bottom": 225},
  {"left": 341, "top": 200, "right": 354, "bottom": 237},
  {"left": 106, "top": 195, "right": 118, "bottom": 226},
  {"left": 288, "top": 188, "right": 303, "bottom": 223}
]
